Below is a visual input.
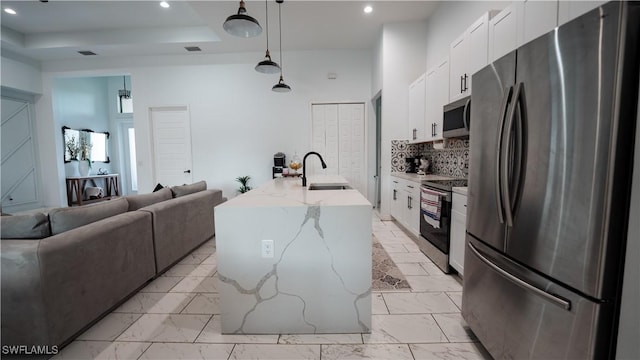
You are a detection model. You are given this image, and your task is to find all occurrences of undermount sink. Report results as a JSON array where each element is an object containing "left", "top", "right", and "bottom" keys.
[{"left": 308, "top": 184, "right": 352, "bottom": 190}]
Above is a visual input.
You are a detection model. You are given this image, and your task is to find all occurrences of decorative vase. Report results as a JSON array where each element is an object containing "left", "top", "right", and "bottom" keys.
[
  {"left": 78, "top": 159, "right": 91, "bottom": 177},
  {"left": 67, "top": 160, "right": 80, "bottom": 177}
]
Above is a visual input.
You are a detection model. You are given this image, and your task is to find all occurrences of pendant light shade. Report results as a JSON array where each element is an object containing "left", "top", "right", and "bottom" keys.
[
  {"left": 223, "top": 0, "right": 262, "bottom": 38},
  {"left": 118, "top": 76, "right": 131, "bottom": 99},
  {"left": 256, "top": 50, "right": 281, "bottom": 74},
  {"left": 272, "top": 0, "right": 291, "bottom": 92},
  {"left": 272, "top": 75, "right": 291, "bottom": 92},
  {"left": 255, "top": 0, "right": 280, "bottom": 74}
]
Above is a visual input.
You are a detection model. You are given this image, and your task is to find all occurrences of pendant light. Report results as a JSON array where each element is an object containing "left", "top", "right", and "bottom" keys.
[
  {"left": 223, "top": 0, "right": 262, "bottom": 38},
  {"left": 255, "top": 0, "right": 280, "bottom": 74},
  {"left": 272, "top": 0, "right": 291, "bottom": 93},
  {"left": 118, "top": 76, "right": 131, "bottom": 99}
]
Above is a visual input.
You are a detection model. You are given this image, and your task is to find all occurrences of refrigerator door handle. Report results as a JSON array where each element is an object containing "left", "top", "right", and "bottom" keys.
[
  {"left": 511, "top": 84, "right": 527, "bottom": 215},
  {"left": 496, "top": 86, "right": 513, "bottom": 225},
  {"left": 502, "top": 83, "right": 523, "bottom": 227},
  {"left": 468, "top": 242, "right": 571, "bottom": 310}
]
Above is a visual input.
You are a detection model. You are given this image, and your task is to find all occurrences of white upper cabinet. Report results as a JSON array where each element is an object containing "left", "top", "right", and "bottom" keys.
[
  {"left": 449, "top": 12, "right": 496, "bottom": 102},
  {"left": 558, "top": 0, "right": 607, "bottom": 26},
  {"left": 449, "top": 32, "right": 469, "bottom": 102},
  {"left": 408, "top": 74, "right": 427, "bottom": 142},
  {"left": 517, "top": 0, "right": 558, "bottom": 47},
  {"left": 488, "top": 4, "right": 518, "bottom": 63},
  {"left": 425, "top": 58, "right": 449, "bottom": 142}
]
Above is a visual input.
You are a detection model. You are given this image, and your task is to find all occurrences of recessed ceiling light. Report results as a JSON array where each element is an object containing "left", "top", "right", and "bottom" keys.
[
  {"left": 160, "top": 1, "right": 170, "bottom": 8},
  {"left": 4, "top": 8, "right": 17, "bottom": 15},
  {"left": 363, "top": 5, "right": 373, "bottom": 14}
]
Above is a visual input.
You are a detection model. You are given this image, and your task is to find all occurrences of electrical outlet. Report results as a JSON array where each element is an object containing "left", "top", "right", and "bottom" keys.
[{"left": 261, "top": 239, "right": 274, "bottom": 258}]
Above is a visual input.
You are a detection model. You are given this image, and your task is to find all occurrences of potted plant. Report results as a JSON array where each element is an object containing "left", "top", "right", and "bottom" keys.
[
  {"left": 236, "top": 175, "right": 252, "bottom": 194},
  {"left": 65, "top": 136, "right": 81, "bottom": 177},
  {"left": 78, "top": 137, "right": 93, "bottom": 176}
]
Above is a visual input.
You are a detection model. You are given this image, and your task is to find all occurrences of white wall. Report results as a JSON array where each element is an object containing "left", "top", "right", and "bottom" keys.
[
  {"left": 378, "top": 21, "right": 427, "bottom": 217},
  {"left": 425, "top": 1, "right": 508, "bottom": 69},
  {"left": 38, "top": 50, "right": 372, "bottom": 201},
  {"left": 0, "top": 50, "right": 43, "bottom": 95}
]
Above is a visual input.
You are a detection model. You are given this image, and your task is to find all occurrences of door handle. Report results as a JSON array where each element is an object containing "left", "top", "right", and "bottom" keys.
[
  {"left": 184, "top": 170, "right": 191, "bottom": 174},
  {"left": 433, "top": 123, "right": 437, "bottom": 137},
  {"left": 393, "top": 189, "right": 397, "bottom": 200},
  {"left": 496, "top": 86, "right": 514, "bottom": 225},
  {"left": 460, "top": 75, "right": 464, "bottom": 93},
  {"left": 502, "top": 83, "right": 524, "bottom": 228},
  {"left": 468, "top": 242, "right": 571, "bottom": 310},
  {"left": 408, "top": 196, "right": 412, "bottom": 209},
  {"left": 463, "top": 98, "right": 471, "bottom": 131},
  {"left": 464, "top": 74, "right": 469, "bottom": 92}
]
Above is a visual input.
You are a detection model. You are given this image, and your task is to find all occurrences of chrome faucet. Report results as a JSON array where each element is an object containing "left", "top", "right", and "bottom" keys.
[{"left": 302, "top": 151, "right": 327, "bottom": 187}]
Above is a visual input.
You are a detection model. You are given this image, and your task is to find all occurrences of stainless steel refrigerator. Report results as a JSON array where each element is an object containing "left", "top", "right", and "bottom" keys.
[{"left": 462, "top": 2, "right": 639, "bottom": 359}]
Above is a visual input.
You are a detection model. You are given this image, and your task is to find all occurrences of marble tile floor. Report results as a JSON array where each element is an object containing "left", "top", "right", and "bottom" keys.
[{"left": 54, "top": 214, "right": 492, "bottom": 360}]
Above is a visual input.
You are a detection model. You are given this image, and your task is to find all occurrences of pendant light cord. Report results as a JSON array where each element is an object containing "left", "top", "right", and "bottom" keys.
[
  {"left": 264, "top": 0, "right": 269, "bottom": 50},
  {"left": 278, "top": 1, "right": 283, "bottom": 75}
]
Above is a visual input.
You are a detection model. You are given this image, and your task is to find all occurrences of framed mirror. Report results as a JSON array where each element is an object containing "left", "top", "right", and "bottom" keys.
[{"left": 62, "top": 126, "right": 110, "bottom": 163}]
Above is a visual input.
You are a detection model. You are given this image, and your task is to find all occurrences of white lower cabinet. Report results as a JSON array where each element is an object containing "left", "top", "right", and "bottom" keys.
[
  {"left": 450, "top": 191, "right": 468, "bottom": 276},
  {"left": 390, "top": 176, "right": 421, "bottom": 237}
]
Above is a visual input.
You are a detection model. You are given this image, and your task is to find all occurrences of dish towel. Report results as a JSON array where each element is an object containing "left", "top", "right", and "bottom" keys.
[{"left": 421, "top": 187, "right": 444, "bottom": 229}]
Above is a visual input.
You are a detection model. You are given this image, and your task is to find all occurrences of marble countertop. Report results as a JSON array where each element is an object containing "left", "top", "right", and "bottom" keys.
[
  {"left": 390, "top": 172, "right": 457, "bottom": 184},
  {"left": 452, "top": 187, "right": 468, "bottom": 196},
  {"left": 219, "top": 175, "right": 371, "bottom": 208}
]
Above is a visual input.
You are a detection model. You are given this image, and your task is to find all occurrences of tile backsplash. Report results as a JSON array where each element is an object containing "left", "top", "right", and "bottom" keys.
[{"left": 391, "top": 139, "right": 469, "bottom": 178}]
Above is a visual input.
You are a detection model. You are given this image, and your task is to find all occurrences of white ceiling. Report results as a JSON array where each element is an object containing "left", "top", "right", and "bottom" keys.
[{"left": 0, "top": 1, "right": 439, "bottom": 61}]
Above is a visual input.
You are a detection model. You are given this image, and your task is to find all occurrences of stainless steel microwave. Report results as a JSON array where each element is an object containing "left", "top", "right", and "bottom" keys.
[{"left": 443, "top": 96, "right": 471, "bottom": 138}]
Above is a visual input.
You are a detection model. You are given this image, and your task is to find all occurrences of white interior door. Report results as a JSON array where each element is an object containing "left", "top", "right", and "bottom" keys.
[
  {"left": 338, "top": 103, "right": 365, "bottom": 194},
  {"left": 311, "top": 103, "right": 366, "bottom": 195},
  {"left": 149, "top": 106, "right": 193, "bottom": 187},
  {"left": 1, "top": 96, "right": 41, "bottom": 212}
]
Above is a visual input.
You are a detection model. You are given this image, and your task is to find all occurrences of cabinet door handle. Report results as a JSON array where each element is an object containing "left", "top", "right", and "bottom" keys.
[
  {"left": 408, "top": 196, "right": 412, "bottom": 209},
  {"left": 460, "top": 75, "right": 464, "bottom": 93},
  {"left": 184, "top": 170, "right": 191, "bottom": 174},
  {"left": 464, "top": 74, "right": 469, "bottom": 92},
  {"left": 434, "top": 123, "right": 437, "bottom": 136},
  {"left": 393, "top": 189, "right": 397, "bottom": 200},
  {"left": 413, "top": 128, "right": 417, "bottom": 140}
]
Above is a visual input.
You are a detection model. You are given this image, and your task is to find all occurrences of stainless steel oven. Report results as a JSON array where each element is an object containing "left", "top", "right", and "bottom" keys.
[{"left": 417, "top": 179, "right": 467, "bottom": 274}]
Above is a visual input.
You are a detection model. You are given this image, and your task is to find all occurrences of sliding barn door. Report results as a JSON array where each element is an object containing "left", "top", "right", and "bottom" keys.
[{"left": 311, "top": 103, "right": 366, "bottom": 195}]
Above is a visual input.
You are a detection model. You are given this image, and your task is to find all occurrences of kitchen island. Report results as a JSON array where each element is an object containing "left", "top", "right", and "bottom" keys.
[{"left": 215, "top": 175, "right": 372, "bottom": 334}]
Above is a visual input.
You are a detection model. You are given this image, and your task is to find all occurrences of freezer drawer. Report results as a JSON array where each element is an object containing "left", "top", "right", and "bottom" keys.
[{"left": 462, "top": 236, "right": 616, "bottom": 359}]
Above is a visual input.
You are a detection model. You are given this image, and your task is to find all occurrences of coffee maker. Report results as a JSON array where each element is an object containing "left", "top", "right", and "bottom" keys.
[
  {"left": 405, "top": 157, "right": 420, "bottom": 173},
  {"left": 273, "top": 152, "right": 286, "bottom": 178}
]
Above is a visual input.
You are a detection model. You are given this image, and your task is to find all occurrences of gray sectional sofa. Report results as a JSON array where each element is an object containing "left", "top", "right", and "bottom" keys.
[{"left": 0, "top": 181, "right": 226, "bottom": 352}]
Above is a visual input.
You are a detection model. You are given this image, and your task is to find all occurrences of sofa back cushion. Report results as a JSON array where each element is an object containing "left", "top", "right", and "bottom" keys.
[
  {"left": 48, "top": 197, "right": 129, "bottom": 235},
  {"left": 171, "top": 180, "right": 207, "bottom": 198},
  {"left": 0, "top": 213, "right": 50, "bottom": 239},
  {"left": 126, "top": 188, "right": 172, "bottom": 211}
]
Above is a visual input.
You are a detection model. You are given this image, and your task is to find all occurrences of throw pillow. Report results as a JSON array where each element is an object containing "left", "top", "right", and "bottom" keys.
[{"left": 171, "top": 180, "right": 207, "bottom": 198}]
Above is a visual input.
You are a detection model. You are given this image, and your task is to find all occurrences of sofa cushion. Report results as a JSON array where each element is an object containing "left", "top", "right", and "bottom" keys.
[
  {"left": 0, "top": 213, "right": 50, "bottom": 239},
  {"left": 48, "top": 197, "right": 128, "bottom": 235},
  {"left": 171, "top": 181, "right": 207, "bottom": 198},
  {"left": 126, "top": 188, "right": 172, "bottom": 211}
]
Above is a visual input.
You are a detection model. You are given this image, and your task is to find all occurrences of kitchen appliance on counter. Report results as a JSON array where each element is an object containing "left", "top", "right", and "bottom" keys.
[
  {"left": 463, "top": 2, "right": 639, "bottom": 359},
  {"left": 272, "top": 152, "right": 286, "bottom": 178},
  {"left": 405, "top": 157, "right": 420, "bottom": 173},
  {"left": 418, "top": 178, "right": 468, "bottom": 274},
  {"left": 443, "top": 95, "right": 470, "bottom": 138}
]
